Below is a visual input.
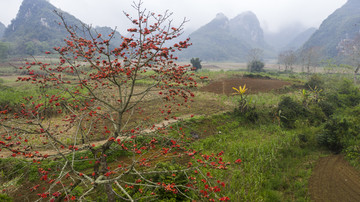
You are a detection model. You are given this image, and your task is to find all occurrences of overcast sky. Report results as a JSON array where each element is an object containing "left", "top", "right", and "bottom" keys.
[{"left": 0, "top": 0, "right": 348, "bottom": 33}]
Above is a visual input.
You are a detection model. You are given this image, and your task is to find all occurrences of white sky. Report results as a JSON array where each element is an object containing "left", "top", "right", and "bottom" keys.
[{"left": 0, "top": 0, "right": 348, "bottom": 33}]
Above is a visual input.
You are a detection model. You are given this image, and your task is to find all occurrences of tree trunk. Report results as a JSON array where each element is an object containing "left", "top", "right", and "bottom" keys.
[
  {"left": 105, "top": 183, "right": 115, "bottom": 201},
  {"left": 100, "top": 152, "right": 115, "bottom": 201}
]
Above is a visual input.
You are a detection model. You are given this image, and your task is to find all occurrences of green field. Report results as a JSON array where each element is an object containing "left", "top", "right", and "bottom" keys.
[{"left": 0, "top": 64, "right": 359, "bottom": 201}]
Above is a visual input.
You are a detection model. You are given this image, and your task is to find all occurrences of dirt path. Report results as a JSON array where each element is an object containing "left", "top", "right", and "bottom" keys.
[
  {"left": 309, "top": 155, "right": 360, "bottom": 202},
  {"left": 0, "top": 115, "right": 189, "bottom": 159}
]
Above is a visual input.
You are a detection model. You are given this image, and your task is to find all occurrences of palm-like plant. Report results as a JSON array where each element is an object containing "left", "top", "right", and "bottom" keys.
[{"left": 233, "top": 84, "right": 251, "bottom": 113}]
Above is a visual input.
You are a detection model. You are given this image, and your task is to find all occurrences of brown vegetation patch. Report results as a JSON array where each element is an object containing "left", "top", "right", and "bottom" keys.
[{"left": 200, "top": 77, "right": 291, "bottom": 95}]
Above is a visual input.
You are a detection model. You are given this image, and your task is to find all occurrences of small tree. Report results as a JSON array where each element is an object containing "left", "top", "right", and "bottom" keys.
[
  {"left": 246, "top": 48, "right": 263, "bottom": 62},
  {"left": 247, "top": 60, "right": 264, "bottom": 72},
  {"left": 278, "top": 50, "right": 296, "bottom": 72},
  {"left": 247, "top": 48, "right": 264, "bottom": 72},
  {"left": 0, "top": 1, "right": 232, "bottom": 201},
  {"left": 300, "top": 46, "right": 320, "bottom": 74},
  {"left": 190, "top": 57, "right": 202, "bottom": 71}
]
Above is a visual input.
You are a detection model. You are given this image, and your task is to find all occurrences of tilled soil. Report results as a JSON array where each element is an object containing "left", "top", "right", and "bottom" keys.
[
  {"left": 309, "top": 155, "right": 360, "bottom": 202},
  {"left": 200, "top": 77, "right": 291, "bottom": 95}
]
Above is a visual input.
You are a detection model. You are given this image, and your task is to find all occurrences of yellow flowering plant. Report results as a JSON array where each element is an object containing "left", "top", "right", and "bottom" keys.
[
  {"left": 232, "top": 84, "right": 252, "bottom": 113},
  {"left": 232, "top": 84, "right": 248, "bottom": 95}
]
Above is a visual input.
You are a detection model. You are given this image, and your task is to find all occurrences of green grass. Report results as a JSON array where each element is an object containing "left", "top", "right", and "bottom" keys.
[
  {"left": 178, "top": 73, "right": 359, "bottom": 201},
  {"left": 1, "top": 68, "right": 359, "bottom": 201},
  {"left": 187, "top": 113, "right": 329, "bottom": 201},
  {"left": 0, "top": 85, "right": 35, "bottom": 108},
  {"left": 0, "top": 80, "right": 89, "bottom": 113}
]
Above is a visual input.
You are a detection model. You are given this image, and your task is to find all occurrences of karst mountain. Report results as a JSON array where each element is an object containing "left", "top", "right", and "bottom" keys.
[
  {"left": 300, "top": 0, "right": 360, "bottom": 60},
  {"left": 180, "top": 11, "right": 272, "bottom": 62},
  {"left": 2, "top": 0, "right": 122, "bottom": 55}
]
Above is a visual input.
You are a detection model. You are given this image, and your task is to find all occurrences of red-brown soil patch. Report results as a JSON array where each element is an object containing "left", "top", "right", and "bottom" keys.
[
  {"left": 309, "top": 155, "right": 360, "bottom": 202},
  {"left": 200, "top": 77, "right": 291, "bottom": 95}
]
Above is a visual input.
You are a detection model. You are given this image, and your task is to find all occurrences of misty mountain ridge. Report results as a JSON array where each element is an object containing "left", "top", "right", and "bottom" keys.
[
  {"left": 2, "top": 0, "right": 122, "bottom": 55},
  {"left": 180, "top": 11, "right": 272, "bottom": 62},
  {"left": 300, "top": 0, "right": 360, "bottom": 60},
  {"left": 264, "top": 23, "right": 312, "bottom": 51},
  {"left": 283, "top": 27, "right": 317, "bottom": 51},
  {"left": 0, "top": 0, "right": 355, "bottom": 64}
]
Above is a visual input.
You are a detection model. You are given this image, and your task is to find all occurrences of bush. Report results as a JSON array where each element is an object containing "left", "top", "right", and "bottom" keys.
[
  {"left": 317, "top": 118, "right": 349, "bottom": 153},
  {"left": 337, "top": 79, "right": 360, "bottom": 107},
  {"left": 247, "top": 60, "right": 264, "bottom": 72},
  {"left": 319, "top": 79, "right": 360, "bottom": 112},
  {"left": 304, "top": 74, "right": 324, "bottom": 90},
  {"left": 243, "top": 73, "right": 271, "bottom": 79},
  {"left": 0, "top": 85, "right": 33, "bottom": 111},
  {"left": 307, "top": 104, "right": 326, "bottom": 125},
  {"left": 277, "top": 96, "right": 305, "bottom": 128},
  {"left": 317, "top": 104, "right": 360, "bottom": 153},
  {"left": 190, "top": 57, "right": 202, "bottom": 72},
  {"left": 234, "top": 105, "right": 258, "bottom": 123},
  {"left": 318, "top": 99, "right": 336, "bottom": 117},
  {"left": 0, "top": 194, "right": 12, "bottom": 202}
]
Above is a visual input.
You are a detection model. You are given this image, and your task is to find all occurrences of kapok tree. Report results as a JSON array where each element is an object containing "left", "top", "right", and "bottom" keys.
[{"left": 0, "top": 1, "right": 234, "bottom": 201}]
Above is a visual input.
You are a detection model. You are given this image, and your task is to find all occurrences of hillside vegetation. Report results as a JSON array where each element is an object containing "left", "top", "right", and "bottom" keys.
[
  {"left": 301, "top": 0, "right": 360, "bottom": 60},
  {"left": 1, "top": 0, "right": 122, "bottom": 56}
]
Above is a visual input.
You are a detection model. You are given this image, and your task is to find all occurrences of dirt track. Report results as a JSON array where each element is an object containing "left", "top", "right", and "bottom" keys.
[
  {"left": 309, "top": 155, "right": 360, "bottom": 202},
  {"left": 200, "top": 77, "right": 291, "bottom": 95},
  {"left": 0, "top": 115, "right": 189, "bottom": 159}
]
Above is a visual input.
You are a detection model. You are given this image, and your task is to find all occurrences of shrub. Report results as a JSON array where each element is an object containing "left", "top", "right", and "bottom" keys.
[
  {"left": 235, "top": 105, "right": 258, "bottom": 123},
  {"left": 337, "top": 79, "right": 360, "bottom": 107},
  {"left": 304, "top": 74, "right": 324, "bottom": 90},
  {"left": 307, "top": 104, "right": 326, "bottom": 125},
  {"left": 243, "top": 73, "right": 271, "bottom": 79},
  {"left": 317, "top": 104, "right": 360, "bottom": 153},
  {"left": 316, "top": 118, "right": 349, "bottom": 153},
  {"left": 0, "top": 194, "right": 12, "bottom": 202},
  {"left": 318, "top": 99, "right": 336, "bottom": 117},
  {"left": 247, "top": 60, "right": 264, "bottom": 72},
  {"left": 318, "top": 79, "right": 360, "bottom": 112},
  {"left": 0, "top": 86, "right": 21, "bottom": 109},
  {"left": 277, "top": 96, "right": 305, "bottom": 128},
  {"left": 190, "top": 57, "right": 202, "bottom": 72}
]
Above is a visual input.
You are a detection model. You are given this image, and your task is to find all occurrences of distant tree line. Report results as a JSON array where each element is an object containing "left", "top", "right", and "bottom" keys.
[{"left": 277, "top": 47, "right": 320, "bottom": 74}]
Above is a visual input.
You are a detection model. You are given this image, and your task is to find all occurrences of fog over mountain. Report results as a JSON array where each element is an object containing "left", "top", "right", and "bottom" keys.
[
  {"left": 0, "top": 0, "right": 347, "bottom": 36},
  {"left": 264, "top": 23, "right": 309, "bottom": 51},
  {"left": 179, "top": 12, "right": 273, "bottom": 62},
  {"left": 0, "top": 0, "right": 354, "bottom": 62},
  {"left": 284, "top": 27, "right": 317, "bottom": 51}
]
